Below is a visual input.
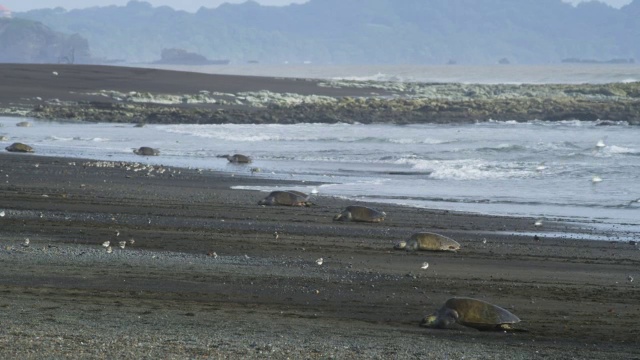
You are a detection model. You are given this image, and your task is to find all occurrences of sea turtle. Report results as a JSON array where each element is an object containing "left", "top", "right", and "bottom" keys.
[
  {"left": 219, "top": 154, "right": 251, "bottom": 164},
  {"left": 258, "top": 191, "right": 311, "bottom": 206},
  {"left": 333, "top": 205, "right": 386, "bottom": 222},
  {"left": 420, "top": 297, "right": 522, "bottom": 331},
  {"left": 5, "top": 142, "right": 34, "bottom": 153},
  {"left": 16, "top": 121, "right": 31, "bottom": 127},
  {"left": 133, "top": 146, "right": 160, "bottom": 156},
  {"left": 394, "top": 232, "right": 461, "bottom": 251}
]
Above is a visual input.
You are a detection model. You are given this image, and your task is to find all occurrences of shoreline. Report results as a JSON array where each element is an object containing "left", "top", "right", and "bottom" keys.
[
  {"left": 1, "top": 63, "right": 639, "bottom": 125},
  {"left": 1, "top": 152, "right": 639, "bottom": 358}
]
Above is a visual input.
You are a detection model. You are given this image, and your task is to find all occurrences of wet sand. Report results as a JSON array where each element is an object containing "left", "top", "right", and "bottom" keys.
[{"left": 0, "top": 152, "right": 638, "bottom": 359}]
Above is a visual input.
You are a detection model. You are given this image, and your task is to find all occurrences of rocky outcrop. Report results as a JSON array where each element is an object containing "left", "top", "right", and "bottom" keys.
[
  {"left": 153, "top": 48, "right": 229, "bottom": 65},
  {"left": 0, "top": 18, "right": 90, "bottom": 63},
  {"left": 21, "top": 81, "right": 640, "bottom": 125}
]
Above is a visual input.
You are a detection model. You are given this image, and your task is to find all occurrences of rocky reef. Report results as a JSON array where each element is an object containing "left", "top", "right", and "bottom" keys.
[{"left": 22, "top": 81, "right": 640, "bottom": 125}]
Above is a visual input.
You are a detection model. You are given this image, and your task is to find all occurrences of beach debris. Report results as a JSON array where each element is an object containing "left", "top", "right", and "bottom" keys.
[
  {"left": 5, "top": 142, "right": 34, "bottom": 153},
  {"left": 22, "top": 238, "right": 30, "bottom": 247},
  {"left": 274, "top": 231, "right": 279, "bottom": 240},
  {"left": 102, "top": 241, "right": 110, "bottom": 248},
  {"left": 316, "top": 258, "right": 324, "bottom": 266},
  {"left": 333, "top": 205, "right": 386, "bottom": 223},
  {"left": 118, "top": 241, "right": 126, "bottom": 249},
  {"left": 106, "top": 246, "right": 113, "bottom": 254},
  {"left": 534, "top": 219, "right": 543, "bottom": 227},
  {"left": 421, "top": 262, "right": 430, "bottom": 270},
  {"left": 395, "top": 232, "right": 461, "bottom": 252},
  {"left": 218, "top": 154, "right": 252, "bottom": 164},
  {"left": 591, "top": 175, "right": 603, "bottom": 184},
  {"left": 628, "top": 275, "right": 634, "bottom": 283},
  {"left": 133, "top": 146, "right": 160, "bottom": 156},
  {"left": 207, "top": 251, "right": 218, "bottom": 258},
  {"left": 258, "top": 191, "right": 311, "bottom": 206},
  {"left": 421, "top": 297, "right": 522, "bottom": 331}
]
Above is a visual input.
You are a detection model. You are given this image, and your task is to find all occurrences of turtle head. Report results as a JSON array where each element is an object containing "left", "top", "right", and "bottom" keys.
[
  {"left": 420, "top": 308, "right": 459, "bottom": 329},
  {"left": 405, "top": 239, "right": 419, "bottom": 251},
  {"left": 333, "top": 211, "right": 351, "bottom": 221},
  {"left": 258, "top": 196, "right": 275, "bottom": 206},
  {"left": 393, "top": 240, "right": 407, "bottom": 250}
]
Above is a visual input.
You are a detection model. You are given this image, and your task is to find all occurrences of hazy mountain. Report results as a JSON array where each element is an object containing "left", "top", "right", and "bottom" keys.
[
  {"left": 0, "top": 17, "right": 91, "bottom": 63},
  {"left": 15, "top": 0, "right": 640, "bottom": 64}
]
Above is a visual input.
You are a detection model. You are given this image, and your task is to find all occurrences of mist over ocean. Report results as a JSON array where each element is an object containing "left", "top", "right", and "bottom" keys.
[{"left": 2, "top": 64, "right": 639, "bottom": 238}]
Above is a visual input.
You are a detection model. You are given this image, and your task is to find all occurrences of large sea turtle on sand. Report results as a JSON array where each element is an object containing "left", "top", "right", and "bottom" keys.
[
  {"left": 133, "top": 147, "right": 160, "bottom": 156},
  {"left": 394, "top": 232, "right": 461, "bottom": 251},
  {"left": 218, "top": 154, "right": 251, "bottom": 164},
  {"left": 258, "top": 191, "right": 311, "bottom": 206},
  {"left": 420, "top": 297, "right": 522, "bottom": 331},
  {"left": 333, "top": 205, "right": 386, "bottom": 222},
  {"left": 5, "top": 142, "right": 34, "bottom": 153}
]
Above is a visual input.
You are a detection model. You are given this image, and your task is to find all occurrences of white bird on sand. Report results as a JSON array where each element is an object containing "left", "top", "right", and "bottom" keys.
[
  {"left": 0, "top": 210, "right": 5, "bottom": 217},
  {"left": 421, "top": 262, "right": 429, "bottom": 270},
  {"left": 106, "top": 246, "right": 113, "bottom": 254},
  {"left": 52, "top": 71, "right": 59, "bottom": 76},
  {"left": 118, "top": 241, "right": 126, "bottom": 249},
  {"left": 591, "top": 176, "right": 603, "bottom": 184},
  {"left": 534, "top": 219, "right": 543, "bottom": 227},
  {"left": 316, "top": 258, "right": 323, "bottom": 266},
  {"left": 595, "top": 139, "right": 606, "bottom": 149},
  {"left": 482, "top": 238, "right": 487, "bottom": 244},
  {"left": 102, "top": 241, "right": 110, "bottom": 247},
  {"left": 23, "top": 238, "right": 30, "bottom": 247},
  {"left": 274, "top": 231, "right": 279, "bottom": 240}
]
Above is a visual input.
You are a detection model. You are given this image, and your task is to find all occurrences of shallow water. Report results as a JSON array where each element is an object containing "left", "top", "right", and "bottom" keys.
[{"left": 2, "top": 117, "right": 639, "bottom": 232}]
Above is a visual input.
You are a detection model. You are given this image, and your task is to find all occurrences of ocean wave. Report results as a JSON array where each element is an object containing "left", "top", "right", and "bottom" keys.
[{"left": 394, "top": 158, "right": 532, "bottom": 180}]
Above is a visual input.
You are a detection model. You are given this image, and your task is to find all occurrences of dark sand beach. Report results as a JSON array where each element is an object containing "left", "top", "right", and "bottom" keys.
[
  {"left": 1, "top": 64, "right": 639, "bottom": 358},
  {"left": 0, "top": 153, "right": 639, "bottom": 359}
]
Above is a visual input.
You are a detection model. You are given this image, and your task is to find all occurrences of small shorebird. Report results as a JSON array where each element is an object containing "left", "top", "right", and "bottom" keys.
[
  {"left": 106, "top": 246, "right": 113, "bottom": 254},
  {"left": 102, "top": 241, "right": 110, "bottom": 247},
  {"left": 316, "top": 257, "right": 323, "bottom": 266},
  {"left": 23, "top": 238, "right": 30, "bottom": 247},
  {"left": 628, "top": 275, "right": 634, "bottom": 283},
  {"left": 0, "top": 210, "right": 5, "bottom": 217},
  {"left": 421, "top": 262, "right": 429, "bottom": 270},
  {"left": 595, "top": 139, "right": 606, "bottom": 149},
  {"left": 536, "top": 163, "right": 547, "bottom": 172},
  {"left": 482, "top": 239, "right": 487, "bottom": 244},
  {"left": 534, "top": 219, "right": 543, "bottom": 227},
  {"left": 273, "top": 231, "right": 279, "bottom": 240},
  {"left": 591, "top": 175, "right": 603, "bottom": 184}
]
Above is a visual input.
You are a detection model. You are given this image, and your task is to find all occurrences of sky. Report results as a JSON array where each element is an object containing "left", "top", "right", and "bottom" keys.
[{"left": 0, "top": 0, "right": 633, "bottom": 12}]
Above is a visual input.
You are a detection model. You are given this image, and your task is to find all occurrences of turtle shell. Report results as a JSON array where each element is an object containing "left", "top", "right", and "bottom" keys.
[
  {"left": 410, "top": 232, "right": 461, "bottom": 251},
  {"left": 259, "top": 191, "right": 308, "bottom": 206},
  {"left": 5, "top": 142, "right": 34, "bottom": 153},
  {"left": 443, "top": 297, "right": 520, "bottom": 330},
  {"left": 134, "top": 147, "right": 159, "bottom": 156},
  {"left": 334, "top": 205, "right": 386, "bottom": 222}
]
